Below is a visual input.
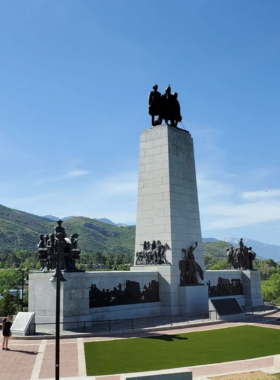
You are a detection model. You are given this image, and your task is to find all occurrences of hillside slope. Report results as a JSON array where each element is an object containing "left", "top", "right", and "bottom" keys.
[{"left": 0, "top": 204, "right": 135, "bottom": 255}]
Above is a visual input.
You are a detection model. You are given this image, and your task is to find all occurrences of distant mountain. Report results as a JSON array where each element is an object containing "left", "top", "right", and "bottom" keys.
[
  {"left": 44, "top": 216, "right": 130, "bottom": 227},
  {"left": 43, "top": 215, "right": 59, "bottom": 221},
  {"left": 43, "top": 215, "right": 73, "bottom": 221},
  {"left": 62, "top": 216, "right": 74, "bottom": 221},
  {"left": 95, "top": 218, "right": 129, "bottom": 227},
  {"left": 1, "top": 203, "right": 280, "bottom": 262},
  {"left": 202, "top": 238, "right": 219, "bottom": 243},
  {"left": 223, "top": 236, "right": 280, "bottom": 261},
  {"left": 95, "top": 218, "right": 117, "bottom": 226}
]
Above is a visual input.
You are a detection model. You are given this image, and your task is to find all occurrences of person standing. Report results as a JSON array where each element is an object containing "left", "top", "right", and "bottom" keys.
[{"left": 2, "top": 315, "right": 12, "bottom": 350}]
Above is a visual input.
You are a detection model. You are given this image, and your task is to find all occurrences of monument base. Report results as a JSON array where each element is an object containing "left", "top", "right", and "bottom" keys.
[
  {"left": 28, "top": 270, "right": 162, "bottom": 329},
  {"left": 178, "top": 285, "right": 209, "bottom": 314},
  {"left": 131, "top": 265, "right": 180, "bottom": 316},
  {"left": 205, "top": 269, "right": 263, "bottom": 308},
  {"left": 242, "top": 270, "right": 263, "bottom": 306}
]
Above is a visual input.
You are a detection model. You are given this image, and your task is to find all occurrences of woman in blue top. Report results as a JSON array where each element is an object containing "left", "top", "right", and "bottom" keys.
[{"left": 2, "top": 315, "right": 12, "bottom": 350}]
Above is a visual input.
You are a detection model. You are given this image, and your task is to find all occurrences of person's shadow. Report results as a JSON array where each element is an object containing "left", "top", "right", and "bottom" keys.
[{"left": 8, "top": 349, "right": 38, "bottom": 355}]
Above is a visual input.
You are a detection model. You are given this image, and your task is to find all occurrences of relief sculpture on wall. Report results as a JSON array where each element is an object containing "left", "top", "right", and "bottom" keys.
[
  {"left": 207, "top": 277, "right": 243, "bottom": 297},
  {"left": 89, "top": 279, "right": 160, "bottom": 308}
]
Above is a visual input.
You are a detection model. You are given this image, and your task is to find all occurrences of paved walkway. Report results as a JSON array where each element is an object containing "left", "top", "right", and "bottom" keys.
[{"left": 2, "top": 311, "right": 280, "bottom": 380}]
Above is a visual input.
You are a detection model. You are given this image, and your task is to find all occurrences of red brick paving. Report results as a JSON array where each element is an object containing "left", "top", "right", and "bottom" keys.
[
  {"left": 0, "top": 342, "right": 39, "bottom": 380},
  {"left": 190, "top": 356, "right": 274, "bottom": 377},
  {"left": 1, "top": 312, "right": 280, "bottom": 380},
  {"left": 39, "top": 341, "right": 79, "bottom": 379}
]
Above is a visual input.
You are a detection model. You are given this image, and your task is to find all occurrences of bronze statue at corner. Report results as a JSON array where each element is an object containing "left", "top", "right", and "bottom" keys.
[
  {"left": 179, "top": 242, "right": 204, "bottom": 285},
  {"left": 226, "top": 238, "right": 256, "bottom": 270},
  {"left": 37, "top": 220, "right": 83, "bottom": 273}
]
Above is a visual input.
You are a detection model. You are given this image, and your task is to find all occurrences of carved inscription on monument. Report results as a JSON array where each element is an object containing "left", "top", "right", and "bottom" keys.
[{"left": 11, "top": 312, "right": 35, "bottom": 332}]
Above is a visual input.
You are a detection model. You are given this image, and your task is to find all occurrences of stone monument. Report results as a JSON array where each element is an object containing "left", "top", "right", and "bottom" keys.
[
  {"left": 28, "top": 84, "right": 264, "bottom": 330},
  {"left": 131, "top": 120, "right": 209, "bottom": 315}
]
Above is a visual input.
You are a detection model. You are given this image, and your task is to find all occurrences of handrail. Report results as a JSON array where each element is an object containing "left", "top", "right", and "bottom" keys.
[{"left": 21, "top": 304, "right": 278, "bottom": 335}]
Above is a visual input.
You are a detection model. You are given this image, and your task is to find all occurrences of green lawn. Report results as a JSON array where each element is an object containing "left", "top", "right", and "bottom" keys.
[{"left": 84, "top": 326, "right": 280, "bottom": 376}]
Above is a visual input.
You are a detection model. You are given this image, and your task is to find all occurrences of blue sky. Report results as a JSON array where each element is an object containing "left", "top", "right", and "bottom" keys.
[{"left": 1, "top": 1, "right": 280, "bottom": 244}]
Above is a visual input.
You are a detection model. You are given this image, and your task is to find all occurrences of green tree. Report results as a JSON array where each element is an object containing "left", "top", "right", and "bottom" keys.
[
  {"left": 269, "top": 273, "right": 280, "bottom": 298},
  {"left": 92, "top": 252, "right": 107, "bottom": 264},
  {"left": 261, "top": 280, "right": 274, "bottom": 302},
  {"left": 261, "top": 273, "right": 280, "bottom": 304},
  {"left": 0, "top": 269, "right": 22, "bottom": 294},
  {"left": 209, "top": 259, "right": 229, "bottom": 270},
  {"left": 0, "top": 292, "right": 17, "bottom": 316}
]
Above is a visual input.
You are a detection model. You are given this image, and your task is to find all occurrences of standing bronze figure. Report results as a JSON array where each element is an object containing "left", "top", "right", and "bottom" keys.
[
  {"left": 179, "top": 242, "right": 204, "bottom": 285},
  {"left": 148, "top": 84, "right": 162, "bottom": 126},
  {"left": 172, "top": 92, "right": 182, "bottom": 127},
  {"left": 160, "top": 85, "right": 175, "bottom": 126}
]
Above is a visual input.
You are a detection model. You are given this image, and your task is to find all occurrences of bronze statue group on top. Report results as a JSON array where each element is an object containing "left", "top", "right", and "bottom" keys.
[{"left": 148, "top": 84, "right": 182, "bottom": 127}]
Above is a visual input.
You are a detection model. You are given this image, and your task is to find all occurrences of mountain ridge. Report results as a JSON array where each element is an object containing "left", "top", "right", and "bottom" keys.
[{"left": 0, "top": 204, "right": 279, "bottom": 260}]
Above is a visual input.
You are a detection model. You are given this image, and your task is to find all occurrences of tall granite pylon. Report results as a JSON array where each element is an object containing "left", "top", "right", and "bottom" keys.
[{"left": 132, "top": 124, "right": 208, "bottom": 315}]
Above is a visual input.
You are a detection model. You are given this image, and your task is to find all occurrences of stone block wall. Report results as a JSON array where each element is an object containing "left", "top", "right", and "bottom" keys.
[
  {"left": 134, "top": 124, "right": 204, "bottom": 315},
  {"left": 28, "top": 271, "right": 161, "bottom": 326}
]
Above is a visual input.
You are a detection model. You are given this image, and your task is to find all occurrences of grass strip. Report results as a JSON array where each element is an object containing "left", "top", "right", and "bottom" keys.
[{"left": 84, "top": 325, "right": 280, "bottom": 376}]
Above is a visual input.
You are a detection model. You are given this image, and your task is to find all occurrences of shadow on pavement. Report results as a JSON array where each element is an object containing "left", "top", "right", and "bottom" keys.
[{"left": 7, "top": 349, "right": 38, "bottom": 355}]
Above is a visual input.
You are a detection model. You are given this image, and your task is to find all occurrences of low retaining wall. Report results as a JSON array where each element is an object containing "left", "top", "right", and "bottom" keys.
[{"left": 120, "top": 367, "right": 192, "bottom": 380}]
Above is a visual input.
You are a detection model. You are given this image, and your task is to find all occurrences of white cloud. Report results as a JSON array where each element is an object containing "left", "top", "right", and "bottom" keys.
[
  {"left": 191, "top": 127, "right": 280, "bottom": 233},
  {"left": 241, "top": 189, "right": 280, "bottom": 201},
  {"left": 198, "top": 175, "right": 280, "bottom": 230},
  {"left": 5, "top": 171, "right": 138, "bottom": 223},
  {"left": 35, "top": 169, "right": 89, "bottom": 184},
  {"left": 95, "top": 172, "right": 138, "bottom": 196},
  {"left": 7, "top": 193, "right": 56, "bottom": 208},
  {"left": 197, "top": 175, "right": 236, "bottom": 200},
  {"left": 65, "top": 170, "right": 89, "bottom": 178}
]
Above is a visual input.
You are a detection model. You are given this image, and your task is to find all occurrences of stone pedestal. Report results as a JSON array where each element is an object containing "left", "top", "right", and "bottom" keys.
[
  {"left": 131, "top": 265, "right": 180, "bottom": 315},
  {"left": 133, "top": 124, "right": 205, "bottom": 315},
  {"left": 242, "top": 270, "right": 263, "bottom": 306},
  {"left": 178, "top": 285, "right": 209, "bottom": 314},
  {"left": 205, "top": 269, "right": 263, "bottom": 308},
  {"left": 28, "top": 271, "right": 161, "bottom": 328}
]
